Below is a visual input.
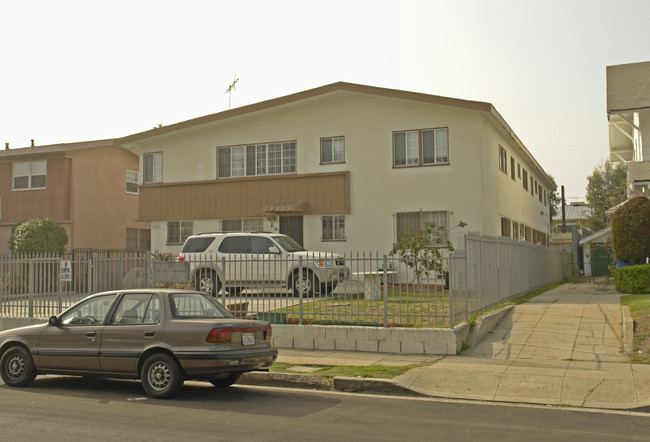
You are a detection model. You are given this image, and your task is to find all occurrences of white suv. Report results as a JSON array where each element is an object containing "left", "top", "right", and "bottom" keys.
[{"left": 177, "top": 232, "right": 350, "bottom": 297}]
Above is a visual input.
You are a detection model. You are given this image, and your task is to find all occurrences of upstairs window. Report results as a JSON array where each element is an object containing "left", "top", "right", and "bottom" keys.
[
  {"left": 218, "top": 142, "right": 296, "bottom": 178},
  {"left": 393, "top": 128, "right": 448, "bottom": 167},
  {"left": 143, "top": 152, "right": 162, "bottom": 183},
  {"left": 522, "top": 169, "right": 529, "bottom": 191},
  {"left": 126, "top": 170, "right": 139, "bottom": 194},
  {"left": 321, "top": 137, "right": 345, "bottom": 164},
  {"left": 498, "top": 146, "right": 507, "bottom": 174},
  {"left": 510, "top": 158, "right": 516, "bottom": 180},
  {"left": 13, "top": 160, "right": 47, "bottom": 190}
]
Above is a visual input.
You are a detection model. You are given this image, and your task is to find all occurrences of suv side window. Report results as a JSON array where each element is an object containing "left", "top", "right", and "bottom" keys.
[
  {"left": 181, "top": 237, "right": 215, "bottom": 253},
  {"left": 250, "top": 237, "right": 276, "bottom": 254},
  {"left": 218, "top": 236, "right": 250, "bottom": 253}
]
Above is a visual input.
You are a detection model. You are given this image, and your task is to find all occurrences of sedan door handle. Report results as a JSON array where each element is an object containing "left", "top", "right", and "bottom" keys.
[
  {"left": 86, "top": 331, "right": 96, "bottom": 338},
  {"left": 144, "top": 331, "right": 155, "bottom": 337}
]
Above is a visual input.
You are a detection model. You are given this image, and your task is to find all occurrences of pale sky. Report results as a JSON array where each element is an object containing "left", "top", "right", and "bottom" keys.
[{"left": 2, "top": 0, "right": 649, "bottom": 201}]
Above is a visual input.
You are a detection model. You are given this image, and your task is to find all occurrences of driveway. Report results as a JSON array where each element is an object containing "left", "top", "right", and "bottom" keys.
[{"left": 393, "top": 281, "right": 650, "bottom": 409}]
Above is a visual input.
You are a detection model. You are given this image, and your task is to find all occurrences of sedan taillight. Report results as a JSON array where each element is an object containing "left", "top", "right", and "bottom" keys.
[
  {"left": 264, "top": 326, "right": 272, "bottom": 341},
  {"left": 176, "top": 256, "right": 185, "bottom": 262},
  {"left": 206, "top": 328, "right": 232, "bottom": 343}
]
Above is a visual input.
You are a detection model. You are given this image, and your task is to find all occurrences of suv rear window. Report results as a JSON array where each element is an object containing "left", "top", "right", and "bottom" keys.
[{"left": 181, "top": 237, "right": 216, "bottom": 253}]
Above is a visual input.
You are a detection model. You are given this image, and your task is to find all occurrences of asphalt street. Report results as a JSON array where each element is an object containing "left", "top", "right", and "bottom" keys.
[{"left": 1, "top": 376, "right": 649, "bottom": 441}]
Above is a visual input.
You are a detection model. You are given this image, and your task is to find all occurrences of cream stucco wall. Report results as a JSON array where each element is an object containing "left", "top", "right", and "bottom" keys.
[{"left": 131, "top": 90, "right": 551, "bottom": 254}]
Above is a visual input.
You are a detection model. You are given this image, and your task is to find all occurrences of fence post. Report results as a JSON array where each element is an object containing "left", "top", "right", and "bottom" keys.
[
  {"left": 92, "top": 252, "right": 99, "bottom": 293},
  {"left": 382, "top": 255, "right": 388, "bottom": 328},
  {"left": 448, "top": 252, "right": 454, "bottom": 328},
  {"left": 298, "top": 256, "right": 303, "bottom": 325},
  {"left": 28, "top": 257, "right": 35, "bottom": 318}
]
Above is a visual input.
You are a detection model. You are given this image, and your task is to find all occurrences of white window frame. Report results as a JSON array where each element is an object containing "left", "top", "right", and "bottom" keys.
[
  {"left": 217, "top": 141, "right": 296, "bottom": 178},
  {"left": 393, "top": 128, "right": 449, "bottom": 167},
  {"left": 126, "top": 170, "right": 139, "bottom": 194},
  {"left": 167, "top": 221, "right": 193, "bottom": 245},
  {"left": 321, "top": 215, "right": 346, "bottom": 241},
  {"left": 320, "top": 137, "right": 345, "bottom": 164},
  {"left": 13, "top": 160, "right": 47, "bottom": 190},
  {"left": 143, "top": 152, "right": 162, "bottom": 184}
]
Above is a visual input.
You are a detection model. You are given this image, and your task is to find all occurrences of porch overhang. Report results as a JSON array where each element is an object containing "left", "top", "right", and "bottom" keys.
[{"left": 264, "top": 200, "right": 308, "bottom": 213}]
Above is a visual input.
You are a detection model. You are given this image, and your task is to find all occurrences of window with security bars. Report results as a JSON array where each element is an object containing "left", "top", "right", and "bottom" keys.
[
  {"left": 394, "top": 210, "right": 449, "bottom": 243},
  {"left": 322, "top": 215, "right": 345, "bottom": 241},
  {"left": 167, "top": 221, "right": 193, "bottom": 245},
  {"left": 221, "top": 218, "right": 264, "bottom": 232},
  {"left": 218, "top": 142, "right": 296, "bottom": 178}
]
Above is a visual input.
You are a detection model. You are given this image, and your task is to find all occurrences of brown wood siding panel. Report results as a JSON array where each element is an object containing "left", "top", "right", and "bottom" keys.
[{"left": 138, "top": 172, "right": 350, "bottom": 221}]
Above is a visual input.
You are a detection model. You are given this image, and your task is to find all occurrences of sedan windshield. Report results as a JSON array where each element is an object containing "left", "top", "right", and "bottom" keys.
[
  {"left": 169, "top": 293, "right": 231, "bottom": 318},
  {"left": 272, "top": 235, "right": 305, "bottom": 252}
]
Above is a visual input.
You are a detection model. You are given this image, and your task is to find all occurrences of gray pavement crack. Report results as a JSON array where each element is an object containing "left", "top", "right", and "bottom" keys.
[{"left": 581, "top": 378, "right": 605, "bottom": 407}]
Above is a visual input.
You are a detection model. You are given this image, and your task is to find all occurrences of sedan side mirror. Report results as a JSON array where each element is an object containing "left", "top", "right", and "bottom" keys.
[
  {"left": 269, "top": 246, "right": 280, "bottom": 254},
  {"left": 48, "top": 316, "right": 61, "bottom": 327}
]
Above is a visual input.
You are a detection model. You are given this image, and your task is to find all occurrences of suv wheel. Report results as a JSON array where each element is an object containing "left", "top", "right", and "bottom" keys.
[
  {"left": 195, "top": 270, "right": 220, "bottom": 296},
  {"left": 292, "top": 269, "right": 317, "bottom": 297}
]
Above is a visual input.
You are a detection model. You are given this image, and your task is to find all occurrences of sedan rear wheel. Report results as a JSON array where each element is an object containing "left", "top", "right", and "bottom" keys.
[
  {"left": 0, "top": 346, "right": 36, "bottom": 387},
  {"left": 141, "top": 353, "right": 185, "bottom": 399}
]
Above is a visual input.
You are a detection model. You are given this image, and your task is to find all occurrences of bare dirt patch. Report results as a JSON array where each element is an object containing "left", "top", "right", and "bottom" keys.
[{"left": 632, "top": 314, "right": 650, "bottom": 364}]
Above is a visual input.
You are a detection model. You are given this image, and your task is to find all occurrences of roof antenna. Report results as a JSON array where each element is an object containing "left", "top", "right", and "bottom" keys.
[{"left": 225, "top": 75, "right": 239, "bottom": 110}]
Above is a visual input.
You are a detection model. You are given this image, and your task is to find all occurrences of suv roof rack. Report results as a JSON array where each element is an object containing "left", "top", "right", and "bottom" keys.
[{"left": 193, "top": 231, "right": 275, "bottom": 235}]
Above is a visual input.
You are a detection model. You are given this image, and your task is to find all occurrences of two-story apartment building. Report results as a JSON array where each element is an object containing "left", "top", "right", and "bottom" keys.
[
  {"left": 607, "top": 61, "right": 650, "bottom": 198},
  {"left": 117, "top": 82, "right": 554, "bottom": 254},
  {"left": 0, "top": 139, "right": 150, "bottom": 254}
]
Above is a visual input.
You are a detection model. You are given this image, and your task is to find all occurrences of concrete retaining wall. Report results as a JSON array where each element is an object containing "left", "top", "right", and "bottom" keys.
[{"left": 271, "top": 323, "right": 471, "bottom": 355}]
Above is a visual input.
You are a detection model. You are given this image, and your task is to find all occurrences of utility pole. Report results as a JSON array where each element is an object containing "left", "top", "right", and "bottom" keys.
[{"left": 225, "top": 75, "right": 239, "bottom": 109}]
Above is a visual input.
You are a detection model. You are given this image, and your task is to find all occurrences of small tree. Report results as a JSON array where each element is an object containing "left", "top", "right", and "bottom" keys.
[
  {"left": 390, "top": 222, "right": 456, "bottom": 292},
  {"left": 611, "top": 196, "right": 650, "bottom": 264},
  {"left": 585, "top": 160, "right": 627, "bottom": 232},
  {"left": 9, "top": 218, "right": 68, "bottom": 255}
]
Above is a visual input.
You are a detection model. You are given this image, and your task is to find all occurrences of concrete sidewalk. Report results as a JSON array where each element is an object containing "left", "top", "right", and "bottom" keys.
[{"left": 267, "top": 281, "right": 650, "bottom": 410}]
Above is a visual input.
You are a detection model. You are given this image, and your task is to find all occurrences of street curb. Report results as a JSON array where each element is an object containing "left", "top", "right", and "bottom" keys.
[
  {"left": 239, "top": 372, "right": 332, "bottom": 390},
  {"left": 333, "top": 376, "right": 425, "bottom": 396},
  {"left": 238, "top": 372, "right": 423, "bottom": 397},
  {"left": 622, "top": 305, "right": 633, "bottom": 355}
]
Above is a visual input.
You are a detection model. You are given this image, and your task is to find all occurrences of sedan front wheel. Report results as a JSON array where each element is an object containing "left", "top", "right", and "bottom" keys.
[{"left": 0, "top": 346, "right": 36, "bottom": 387}]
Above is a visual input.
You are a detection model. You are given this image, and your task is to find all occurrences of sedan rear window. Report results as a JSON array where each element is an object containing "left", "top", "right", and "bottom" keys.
[
  {"left": 181, "top": 237, "right": 216, "bottom": 253},
  {"left": 169, "top": 293, "right": 231, "bottom": 318}
]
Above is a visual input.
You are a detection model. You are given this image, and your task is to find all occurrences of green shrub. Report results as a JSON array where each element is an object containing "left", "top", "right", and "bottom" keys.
[
  {"left": 611, "top": 196, "right": 650, "bottom": 264},
  {"left": 9, "top": 218, "right": 68, "bottom": 255},
  {"left": 614, "top": 264, "right": 650, "bottom": 294}
]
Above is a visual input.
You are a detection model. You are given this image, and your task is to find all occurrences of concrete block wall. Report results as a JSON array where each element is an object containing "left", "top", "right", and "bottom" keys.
[{"left": 271, "top": 323, "right": 471, "bottom": 355}]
